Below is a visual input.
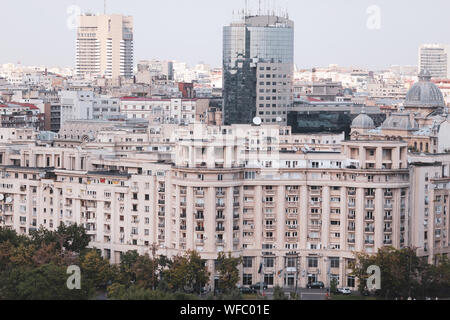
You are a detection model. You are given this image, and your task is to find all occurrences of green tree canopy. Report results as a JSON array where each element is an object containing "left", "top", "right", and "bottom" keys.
[
  {"left": 215, "top": 252, "right": 242, "bottom": 293},
  {"left": 165, "top": 250, "right": 210, "bottom": 294}
]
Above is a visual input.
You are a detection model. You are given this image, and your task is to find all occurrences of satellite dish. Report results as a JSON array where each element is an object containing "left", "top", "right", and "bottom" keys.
[
  {"left": 0, "top": 194, "right": 3, "bottom": 201},
  {"left": 253, "top": 117, "right": 262, "bottom": 126},
  {"left": 276, "top": 117, "right": 282, "bottom": 122},
  {"left": 6, "top": 197, "right": 12, "bottom": 203}
]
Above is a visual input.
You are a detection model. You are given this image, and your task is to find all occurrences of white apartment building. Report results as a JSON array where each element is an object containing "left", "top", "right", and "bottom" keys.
[
  {"left": 1, "top": 121, "right": 447, "bottom": 290},
  {"left": 59, "top": 91, "right": 120, "bottom": 127},
  {"left": 76, "top": 14, "right": 134, "bottom": 79},
  {"left": 120, "top": 97, "right": 210, "bottom": 125},
  {"left": 419, "top": 44, "right": 450, "bottom": 79}
]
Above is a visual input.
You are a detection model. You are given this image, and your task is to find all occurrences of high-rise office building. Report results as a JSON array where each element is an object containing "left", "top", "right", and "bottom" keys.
[
  {"left": 76, "top": 14, "right": 134, "bottom": 80},
  {"left": 418, "top": 44, "right": 450, "bottom": 79},
  {"left": 223, "top": 14, "right": 294, "bottom": 125}
]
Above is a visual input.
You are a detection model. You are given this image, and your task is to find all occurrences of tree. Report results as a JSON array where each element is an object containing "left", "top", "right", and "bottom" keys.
[
  {"left": 119, "top": 250, "right": 140, "bottom": 284},
  {"left": 30, "top": 223, "right": 90, "bottom": 254},
  {"left": 80, "top": 249, "right": 114, "bottom": 289},
  {"left": 106, "top": 283, "right": 128, "bottom": 300},
  {"left": 132, "top": 253, "right": 159, "bottom": 290},
  {"left": 215, "top": 253, "right": 242, "bottom": 293},
  {"left": 0, "top": 227, "right": 29, "bottom": 246},
  {"left": 273, "top": 286, "right": 288, "bottom": 300},
  {"left": 351, "top": 247, "right": 433, "bottom": 299},
  {"left": 330, "top": 278, "right": 338, "bottom": 295},
  {"left": 32, "top": 243, "right": 79, "bottom": 267},
  {"left": 9, "top": 243, "right": 36, "bottom": 268},
  {"left": 0, "top": 264, "right": 94, "bottom": 300},
  {"left": 166, "top": 250, "right": 210, "bottom": 294}
]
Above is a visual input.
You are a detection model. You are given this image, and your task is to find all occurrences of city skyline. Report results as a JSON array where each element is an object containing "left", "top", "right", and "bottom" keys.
[{"left": 1, "top": 0, "right": 450, "bottom": 69}]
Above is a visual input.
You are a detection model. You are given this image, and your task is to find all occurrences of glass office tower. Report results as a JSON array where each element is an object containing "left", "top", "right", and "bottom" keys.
[{"left": 223, "top": 15, "right": 294, "bottom": 125}]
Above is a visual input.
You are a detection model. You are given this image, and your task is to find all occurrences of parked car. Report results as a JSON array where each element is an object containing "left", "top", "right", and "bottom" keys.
[
  {"left": 307, "top": 281, "right": 325, "bottom": 289},
  {"left": 250, "top": 282, "right": 268, "bottom": 291},
  {"left": 239, "top": 286, "right": 257, "bottom": 294},
  {"left": 336, "top": 288, "right": 352, "bottom": 295}
]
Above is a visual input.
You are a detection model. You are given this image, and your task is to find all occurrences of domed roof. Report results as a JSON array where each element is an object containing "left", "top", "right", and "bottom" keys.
[
  {"left": 343, "top": 88, "right": 353, "bottom": 96},
  {"left": 351, "top": 108, "right": 375, "bottom": 129},
  {"left": 404, "top": 70, "right": 445, "bottom": 108},
  {"left": 381, "top": 113, "right": 419, "bottom": 131}
]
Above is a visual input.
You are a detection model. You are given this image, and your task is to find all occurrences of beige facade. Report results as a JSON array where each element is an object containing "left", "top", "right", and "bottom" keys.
[
  {"left": 76, "top": 14, "right": 134, "bottom": 79},
  {"left": 120, "top": 98, "right": 210, "bottom": 126},
  {"left": 1, "top": 122, "right": 437, "bottom": 290}
]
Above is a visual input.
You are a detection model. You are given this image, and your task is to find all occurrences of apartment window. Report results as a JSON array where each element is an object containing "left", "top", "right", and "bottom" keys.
[
  {"left": 264, "top": 274, "right": 274, "bottom": 286},
  {"left": 330, "top": 257, "right": 340, "bottom": 268},
  {"left": 264, "top": 257, "right": 275, "bottom": 268},
  {"left": 243, "top": 274, "right": 252, "bottom": 286},
  {"left": 286, "top": 257, "right": 297, "bottom": 268},
  {"left": 243, "top": 257, "right": 253, "bottom": 268},
  {"left": 347, "top": 276, "right": 356, "bottom": 288},
  {"left": 308, "top": 257, "right": 318, "bottom": 268},
  {"left": 244, "top": 172, "right": 256, "bottom": 180}
]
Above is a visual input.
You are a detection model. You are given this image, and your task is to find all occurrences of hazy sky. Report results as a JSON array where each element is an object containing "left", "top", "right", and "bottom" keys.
[{"left": 1, "top": 0, "right": 449, "bottom": 69}]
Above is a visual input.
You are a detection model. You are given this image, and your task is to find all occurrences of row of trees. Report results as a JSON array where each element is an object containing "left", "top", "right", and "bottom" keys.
[
  {"left": 2, "top": 225, "right": 449, "bottom": 300},
  {"left": 351, "top": 247, "right": 450, "bottom": 299},
  {"left": 0, "top": 226, "right": 243, "bottom": 300}
]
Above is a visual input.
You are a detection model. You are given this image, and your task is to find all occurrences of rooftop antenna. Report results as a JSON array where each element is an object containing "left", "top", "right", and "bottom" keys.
[
  {"left": 104, "top": 0, "right": 106, "bottom": 14},
  {"left": 259, "top": 0, "right": 261, "bottom": 15}
]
